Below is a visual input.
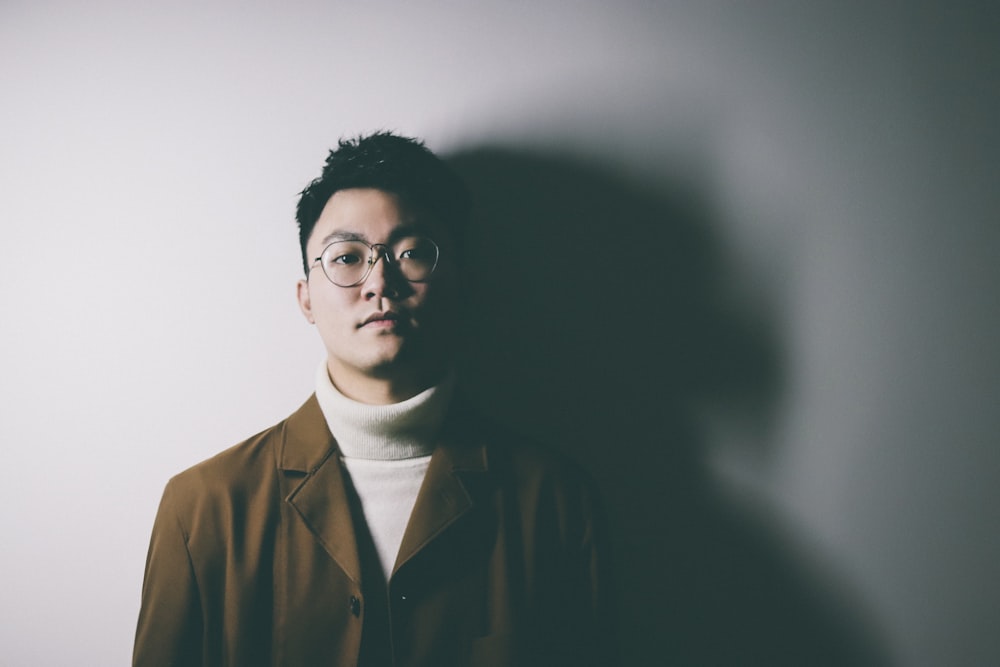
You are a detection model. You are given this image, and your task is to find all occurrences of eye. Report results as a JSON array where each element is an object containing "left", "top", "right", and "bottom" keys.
[
  {"left": 397, "top": 239, "right": 436, "bottom": 262},
  {"left": 331, "top": 252, "right": 363, "bottom": 266}
]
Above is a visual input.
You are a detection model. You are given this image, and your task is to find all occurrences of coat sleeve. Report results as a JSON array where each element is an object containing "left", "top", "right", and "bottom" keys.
[
  {"left": 133, "top": 479, "right": 203, "bottom": 667},
  {"left": 533, "top": 465, "right": 619, "bottom": 666}
]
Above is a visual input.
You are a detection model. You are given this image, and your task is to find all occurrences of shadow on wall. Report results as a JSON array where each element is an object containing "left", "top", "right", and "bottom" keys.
[{"left": 447, "top": 146, "right": 893, "bottom": 666}]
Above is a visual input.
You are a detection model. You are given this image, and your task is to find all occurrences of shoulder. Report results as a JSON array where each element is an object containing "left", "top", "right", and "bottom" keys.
[
  {"left": 159, "top": 415, "right": 290, "bottom": 522},
  {"left": 496, "top": 429, "right": 596, "bottom": 491},
  {"left": 163, "top": 394, "right": 331, "bottom": 504},
  {"left": 455, "top": 409, "right": 610, "bottom": 561},
  {"left": 455, "top": 406, "right": 603, "bottom": 507},
  {"left": 173, "top": 420, "right": 281, "bottom": 485}
]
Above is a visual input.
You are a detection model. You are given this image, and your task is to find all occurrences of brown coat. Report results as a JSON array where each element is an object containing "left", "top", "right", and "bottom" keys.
[{"left": 133, "top": 395, "right": 614, "bottom": 666}]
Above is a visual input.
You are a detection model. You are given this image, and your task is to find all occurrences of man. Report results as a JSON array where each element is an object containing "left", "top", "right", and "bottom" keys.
[{"left": 133, "top": 132, "right": 614, "bottom": 666}]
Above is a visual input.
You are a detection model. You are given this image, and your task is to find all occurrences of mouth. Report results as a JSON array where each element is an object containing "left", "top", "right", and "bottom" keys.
[{"left": 360, "top": 311, "right": 402, "bottom": 328}]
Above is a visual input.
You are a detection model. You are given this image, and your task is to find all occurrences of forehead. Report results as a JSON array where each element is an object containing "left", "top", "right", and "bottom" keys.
[
  {"left": 310, "top": 188, "right": 409, "bottom": 246},
  {"left": 309, "top": 187, "right": 452, "bottom": 253}
]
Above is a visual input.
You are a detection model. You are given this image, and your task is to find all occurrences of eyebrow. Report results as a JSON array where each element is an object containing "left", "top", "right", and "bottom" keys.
[
  {"left": 318, "top": 224, "right": 429, "bottom": 247},
  {"left": 319, "top": 230, "right": 367, "bottom": 245}
]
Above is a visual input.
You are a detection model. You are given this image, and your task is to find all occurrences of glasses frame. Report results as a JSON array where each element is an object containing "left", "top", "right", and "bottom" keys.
[{"left": 309, "top": 237, "right": 440, "bottom": 288}]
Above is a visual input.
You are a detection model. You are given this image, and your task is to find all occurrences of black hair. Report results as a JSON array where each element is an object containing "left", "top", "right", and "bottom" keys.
[{"left": 295, "top": 131, "right": 469, "bottom": 274}]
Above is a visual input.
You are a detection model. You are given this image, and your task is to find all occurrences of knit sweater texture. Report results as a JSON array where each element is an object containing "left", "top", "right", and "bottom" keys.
[{"left": 314, "top": 363, "right": 454, "bottom": 577}]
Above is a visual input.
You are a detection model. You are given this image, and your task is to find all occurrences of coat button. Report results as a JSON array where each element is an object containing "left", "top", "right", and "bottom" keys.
[{"left": 349, "top": 595, "right": 361, "bottom": 617}]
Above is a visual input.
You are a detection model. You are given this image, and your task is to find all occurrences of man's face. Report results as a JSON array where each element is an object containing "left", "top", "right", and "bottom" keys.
[{"left": 296, "top": 188, "right": 458, "bottom": 400}]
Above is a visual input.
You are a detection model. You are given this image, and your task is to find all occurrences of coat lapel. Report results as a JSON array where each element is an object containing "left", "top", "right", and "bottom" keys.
[
  {"left": 393, "top": 414, "right": 490, "bottom": 576},
  {"left": 276, "top": 396, "right": 492, "bottom": 584},
  {"left": 279, "top": 395, "right": 363, "bottom": 584}
]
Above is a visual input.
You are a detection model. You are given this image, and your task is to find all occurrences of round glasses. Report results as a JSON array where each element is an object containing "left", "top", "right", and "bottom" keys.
[{"left": 310, "top": 236, "right": 440, "bottom": 287}]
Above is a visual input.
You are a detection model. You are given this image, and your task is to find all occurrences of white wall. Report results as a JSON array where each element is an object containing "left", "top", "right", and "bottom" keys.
[{"left": 2, "top": 2, "right": 996, "bottom": 665}]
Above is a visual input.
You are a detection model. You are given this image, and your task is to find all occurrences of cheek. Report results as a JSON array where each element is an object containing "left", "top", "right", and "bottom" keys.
[
  {"left": 312, "top": 290, "right": 355, "bottom": 328},
  {"left": 417, "top": 280, "right": 459, "bottom": 323},
  {"left": 433, "top": 268, "right": 461, "bottom": 301}
]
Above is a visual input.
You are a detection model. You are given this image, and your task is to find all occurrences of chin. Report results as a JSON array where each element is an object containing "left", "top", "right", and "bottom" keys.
[
  {"left": 364, "top": 358, "right": 404, "bottom": 377},
  {"left": 361, "top": 347, "right": 411, "bottom": 375},
  {"left": 366, "top": 344, "right": 439, "bottom": 380}
]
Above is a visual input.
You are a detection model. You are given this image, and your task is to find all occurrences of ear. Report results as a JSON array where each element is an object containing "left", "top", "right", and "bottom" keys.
[{"left": 296, "top": 278, "right": 316, "bottom": 324}]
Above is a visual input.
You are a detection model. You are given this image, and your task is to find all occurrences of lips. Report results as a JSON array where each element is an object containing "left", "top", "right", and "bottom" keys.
[{"left": 360, "top": 311, "right": 401, "bottom": 328}]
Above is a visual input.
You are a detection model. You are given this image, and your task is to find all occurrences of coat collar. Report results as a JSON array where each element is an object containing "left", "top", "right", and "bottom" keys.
[
  {"left": 276, "top": 394, "right": 336, "bottom": 473},
  {"left": 276, "top": 394, "right": 490, "bottom": 473},
  {"left": 277, "top": 394, "right": 492, "bottom": 583},
  {"left": 278, "top": 395, "right": 361, "bottom": 581},
  {"left": 393, "top": 410, "right": 490, "bottom": 575}
]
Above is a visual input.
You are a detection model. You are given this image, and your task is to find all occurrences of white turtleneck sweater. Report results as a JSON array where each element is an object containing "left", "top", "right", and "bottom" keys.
[{"left": 314, "top": 363, "right": 454, "bottom": 579}]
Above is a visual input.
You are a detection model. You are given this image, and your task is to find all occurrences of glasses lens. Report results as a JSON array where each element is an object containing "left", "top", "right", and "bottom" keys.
[
  {"left": 319, "top": 237, "right": 439, "bottom": 287},
  {"left": 320, "top": 241, "right": 370, "bottom": 286},
  {"left": 393, "top": 236, "right": 439, "bottom": 282}
]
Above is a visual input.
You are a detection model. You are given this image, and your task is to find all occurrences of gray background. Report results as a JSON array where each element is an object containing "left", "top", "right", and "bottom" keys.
[{"left": 2, "top": 1, "right": 997, "bottom": 664}]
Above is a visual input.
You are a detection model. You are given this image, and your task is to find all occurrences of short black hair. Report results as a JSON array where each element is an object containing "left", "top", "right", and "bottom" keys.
[{"left": 295, "top": 131, "right": 469, "bottom": 274}]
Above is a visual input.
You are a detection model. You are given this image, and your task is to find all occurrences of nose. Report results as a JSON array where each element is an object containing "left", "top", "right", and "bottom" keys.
[{"left": 362, "top": 246, "right": 402, "bottom": 300}]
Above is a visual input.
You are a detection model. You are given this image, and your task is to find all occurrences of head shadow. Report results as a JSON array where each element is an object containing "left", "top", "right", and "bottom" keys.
[{"left": 446, "top": 145, "right": 892, "bottom": 665}]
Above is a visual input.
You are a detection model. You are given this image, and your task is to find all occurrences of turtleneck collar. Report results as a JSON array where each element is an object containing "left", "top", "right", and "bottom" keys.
[{"left": 314, "top": 362, "right": 455, "bottom": 461}]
